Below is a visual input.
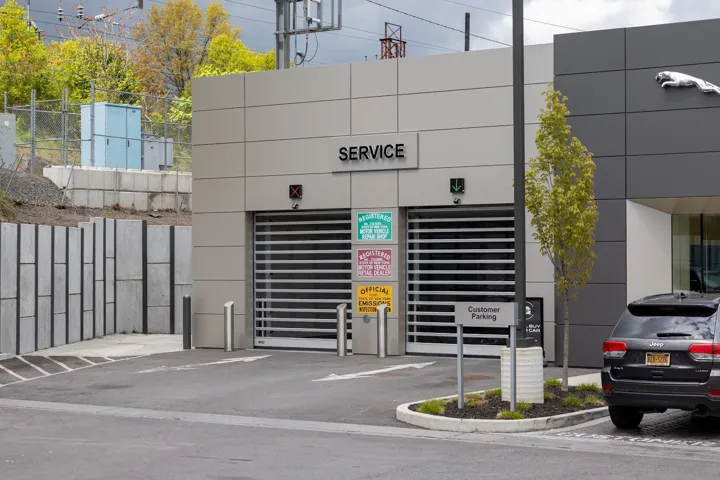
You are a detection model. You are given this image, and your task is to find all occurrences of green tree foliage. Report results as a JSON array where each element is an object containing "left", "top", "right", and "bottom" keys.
[
  {"left": 48, "top": 37, "right": 141, "bottom": 103},
  {"left": 0, "top": 0, "right": 51, "bottom": 104},
  {"left": 525, "top": 85, "right": 599, "bottom": 391},
  {"left": 133, "top": 0, "right": 238, "bottom": 96},
  {"left": 170, "top": 34, "right": 276, "bottom": 122}
]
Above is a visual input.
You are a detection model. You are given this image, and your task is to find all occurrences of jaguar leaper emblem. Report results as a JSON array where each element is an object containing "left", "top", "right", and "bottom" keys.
[{"left": 655, "top": 71, "right": 720, "bottom": 95}]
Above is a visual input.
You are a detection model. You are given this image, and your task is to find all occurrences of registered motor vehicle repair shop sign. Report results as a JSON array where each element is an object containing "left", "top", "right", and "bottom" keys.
[{"left": 357, "top": 285, "right": 393, "bottom": 314}]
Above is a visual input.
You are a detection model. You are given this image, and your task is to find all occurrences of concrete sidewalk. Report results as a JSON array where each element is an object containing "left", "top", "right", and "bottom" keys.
[{"left": 30, "top": 334, "right": 184, "bottom": 358}]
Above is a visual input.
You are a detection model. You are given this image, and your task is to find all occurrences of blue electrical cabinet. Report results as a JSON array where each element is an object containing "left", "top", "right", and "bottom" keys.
[{"left": 81, "top": 102, "right": 142, "bottom": 169}]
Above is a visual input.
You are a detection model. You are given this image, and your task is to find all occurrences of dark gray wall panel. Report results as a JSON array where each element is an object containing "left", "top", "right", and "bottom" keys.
[
  {"left": 555, "top": 71, "right": 625, "bottom": 116},
  {"left": 596, "top": 200, "right": 626, "bottom": 242},
  {"left": 555, "top": 324, "right": 614, "bottom": 368},
  {"left": 589, "top": 242, "right": 627, "bottom": 284},
  {"left": 627, "top": 64, "right": 720, "bottom": 113},
  {"left": 627, "top": 108, "right": 720, "bottom": 156},
  {"left": 555, "top": 283, "right": 627, "bottom": 327},
  {"left": 567, "top": 114, "right": 625, "bottom": 158},
  {"left": 626, "top": 19, "right": 720, "bottom": 70},
  {"left": 627, "top": 152, "right": 720, "bottom": 199},
  {"left": 554, "top": 29, "right": 625, "bottom": 75},
  {"left": 594, "top": 157, "right": 626, "bottom": 200}
]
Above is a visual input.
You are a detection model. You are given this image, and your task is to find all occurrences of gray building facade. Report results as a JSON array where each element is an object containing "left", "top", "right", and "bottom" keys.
[
  {"left": 191, "top": 17, "right": 720, "bottom": 368},
  {"left": 192, "top": 44, "right": 557, "bottom": 359},
  {"left": 555, "top": 17, "right": 720, "bottom": 367}
]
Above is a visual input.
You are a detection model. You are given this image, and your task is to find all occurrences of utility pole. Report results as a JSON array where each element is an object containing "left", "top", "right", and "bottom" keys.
[
  {"left": 275, "top": 0, "right": 343, "bottom": 69},
  {"left": 512, "top": 0, "right": 528, "bottom": 347},
  {"left": 464, "top": 12, "right": 470, "bottom": 51}
]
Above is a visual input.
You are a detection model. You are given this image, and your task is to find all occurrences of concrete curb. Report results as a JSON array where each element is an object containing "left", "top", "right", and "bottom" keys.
[
  {"left": 396, "top": 400, "right": 608, "bottom": 433},
  {"left": 396, "top": 372, "right": 608, "bottom": 434}
]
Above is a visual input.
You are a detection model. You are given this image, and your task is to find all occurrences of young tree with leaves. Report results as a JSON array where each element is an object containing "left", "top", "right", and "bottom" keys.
[
  {"left": 0, "top": 0, "right": 52, "bottom": 104},
  {"left": 48, "top": 7, "right": 141, "bottom": 103},
  {"left": 133, "top": 0, "right": 238, "bottom": 96},
  {"left": 525, "top": 85, "right": 599, "bottom": 391}
]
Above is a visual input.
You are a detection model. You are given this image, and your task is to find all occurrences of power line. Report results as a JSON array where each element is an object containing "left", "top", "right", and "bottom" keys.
[
  {"left": 215, "top": 0, "right": 459, "bottom": 52},
  {"left": 365, "top": 0, "right": 509, "bottom": 47},
  {"left": 443, "top": 0, "right": 584, "bottom": 32}
]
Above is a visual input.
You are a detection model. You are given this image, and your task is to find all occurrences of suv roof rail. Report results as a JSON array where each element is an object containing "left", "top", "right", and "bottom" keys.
[{"left": 630, "top": 292, "right": 676, "bottom": 304}]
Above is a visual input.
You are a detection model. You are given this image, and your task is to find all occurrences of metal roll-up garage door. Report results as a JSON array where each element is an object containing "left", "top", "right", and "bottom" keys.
[
  {"left": 407, "top": 206, "right": 515, "bottom": 356},
  {"left": 254, "top": 210, "right": 352, "bottom": 350}
]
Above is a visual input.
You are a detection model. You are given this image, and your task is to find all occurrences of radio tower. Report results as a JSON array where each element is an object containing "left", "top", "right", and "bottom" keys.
[{"left": 380, "top": 22, "right": 406, "bottom": 59}]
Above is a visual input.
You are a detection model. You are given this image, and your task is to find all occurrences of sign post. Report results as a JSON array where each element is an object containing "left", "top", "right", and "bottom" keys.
[{"left": 454, "top": 302, "right": 518, "bottom": 410}]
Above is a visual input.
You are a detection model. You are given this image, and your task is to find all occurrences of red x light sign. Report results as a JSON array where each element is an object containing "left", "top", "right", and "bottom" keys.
[{"left": 289, "top": 184, "right": 303, "bottom": 199}]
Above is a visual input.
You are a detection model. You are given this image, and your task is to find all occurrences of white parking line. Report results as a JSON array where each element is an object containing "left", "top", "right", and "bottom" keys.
[
  {"left": 101, "top": 357, "right": 115, "bottom": 363},
  {"left": 44, "top": 356, "right": 72, "bottom": 372},
  {"left": 78, "top": 357, "right": 96, "bottom": 366},
  {"left": 17, "top": 356, "right": 50, "bottom": 376},
  {"left": 0, "top": 355, "right": 149, "bottom": 389},
  {"left": 0, "top": 364, "right": 26, "bottom": 381}
]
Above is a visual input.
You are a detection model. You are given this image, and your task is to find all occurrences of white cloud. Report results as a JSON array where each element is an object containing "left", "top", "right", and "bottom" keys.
[{"left": 490, "top": 0, "right": 674, "bottom": 45}]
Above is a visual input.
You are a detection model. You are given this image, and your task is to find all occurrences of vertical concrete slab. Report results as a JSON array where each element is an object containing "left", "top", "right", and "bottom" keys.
[
  {"left": 19, "top": 316, "right": 35, "bottom": 354},
  {"left": 174, "top": 227, "right": 192, "bottom": 286},
  {"left": 0, "top": 299, "right": 17, "bottom": 354},
  {"left": 19, "top": 265, "right": 35, "bottom": 318},
  {"left": 68, "top": 228, "right": 81, "bottom": 295},
  {"left": 148, "top": 264, "right": 170, "bottom": 307},
  {"left": 116, "top": 280, "right": 142, "bottom": 333},
  {"left": 1, "top": 223, "right": 18, "bottom": 300},
  {"left": 116, "top": 220, "right": 143, "bottom": 281},
  {"left": 148, "top": 306, "right": 170, "bottom": 333},
  {"left": 68, "top": 294, "right": 81, "bottom": 343},
  {"left": 147, "top": 226, "right": 170, "bottom": 264},
  {"left": 38, "top": 226, "right": 52, "bottom": 297},
  {"left": 53, "top": 313, "right": 66, "bottom": 347},
  {"left": 37, "top": 296, "right": 52, "bottom": 350}
]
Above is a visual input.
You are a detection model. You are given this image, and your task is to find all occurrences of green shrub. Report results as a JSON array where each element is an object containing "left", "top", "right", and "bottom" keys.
[
  {"left": 516, "top": 401, "right": 531, "bottom": 412},
  {"left": 0, "top": 190, "right": 17, "bottom": 221},
  {"left": 484, "top": 388, "right": 502, "bottom": 398},
  {"left": 544, "top": 378, "right": 562, "bottom": 388},
  {"left": 576, "top": 383, "right": 602, "bottom": 394},
  {"left": 497, "top": 409, "right": 525, "bottom": 420},
  {"left": 464, "top": 393, "right": 487, "bottom": 407},
  {"left": 544, "top": 391, "right": 554, "bottom": 401},
  {"left": 564, "top": 395, "right": 584, "bottom": 408},
  {"left": 417, "top": 399, "right": 446, "bottom": 415},
  {"left": 583, "top": 394, "right": 605, "bottom": 407}
]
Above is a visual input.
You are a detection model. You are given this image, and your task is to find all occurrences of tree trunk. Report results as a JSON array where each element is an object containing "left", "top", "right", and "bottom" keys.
[{"left": 562, "top": 296, "right": 570, "bottom": 392}]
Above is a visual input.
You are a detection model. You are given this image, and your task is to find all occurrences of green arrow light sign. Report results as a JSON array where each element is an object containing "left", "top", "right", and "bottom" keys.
[{"left": 450, "top": 178, "right": 465, "bottom": 194}]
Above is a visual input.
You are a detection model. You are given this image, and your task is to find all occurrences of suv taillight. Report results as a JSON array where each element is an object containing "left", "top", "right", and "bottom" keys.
[
  {"left": 688, "top": 343, "right": 720, "bottom": 361},
  {"left": 603, "top": 341, "right": 627, "bottom": 359}
]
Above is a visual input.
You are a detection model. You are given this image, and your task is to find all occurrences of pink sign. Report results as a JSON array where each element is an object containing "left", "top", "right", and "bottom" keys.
[{"left": 357, "top": 249, "right": 392, "bottom": 277}]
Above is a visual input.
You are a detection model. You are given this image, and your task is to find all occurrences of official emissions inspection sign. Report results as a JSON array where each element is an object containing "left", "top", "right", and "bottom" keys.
[
  {"left": 357, "top": 285, "right": 393, "bottom": 315},
  {"left": 454, "top": 302, "right": 516, "bottom": 327}
]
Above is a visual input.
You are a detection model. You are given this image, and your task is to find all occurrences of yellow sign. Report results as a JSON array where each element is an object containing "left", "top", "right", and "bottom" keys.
[{"left": 357, "top": 285, "right": 393, "bottom": 315}]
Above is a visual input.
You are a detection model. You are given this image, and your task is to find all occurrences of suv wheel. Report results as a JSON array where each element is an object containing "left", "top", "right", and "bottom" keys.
[{"left": 609, "top": 406, "right": 643, "bottom": 429}]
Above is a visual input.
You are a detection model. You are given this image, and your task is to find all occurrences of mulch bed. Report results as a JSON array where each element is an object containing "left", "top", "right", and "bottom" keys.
[{"left": 411, "top": 385, "right": 606, "bottom": 420}]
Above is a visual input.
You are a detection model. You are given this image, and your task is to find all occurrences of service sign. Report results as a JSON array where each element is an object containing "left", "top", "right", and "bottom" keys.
[
  {"left": 357, "top": 212, "right": 392, "bottom": 241},
  {"left": 357, "top": 249, "right": 392, "bottom": 277},
  {"left": 329, "top": 132, "right": 419, "bottom": 173},
  {"left": 454, "top": 302, "right": 517, "bottom": 327},
  {"left": 357, "top": 285, "right": 393, "bottom": 315}
]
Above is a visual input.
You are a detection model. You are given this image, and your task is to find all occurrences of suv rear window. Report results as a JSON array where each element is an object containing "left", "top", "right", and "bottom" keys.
[{"left": 612, "top": 304, "right": 718, "bottom": 340}]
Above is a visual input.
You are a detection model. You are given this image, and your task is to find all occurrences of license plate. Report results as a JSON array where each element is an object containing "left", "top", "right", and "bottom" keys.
[{"left": 646, "top": 352, "right": 671, "bottom": 367}]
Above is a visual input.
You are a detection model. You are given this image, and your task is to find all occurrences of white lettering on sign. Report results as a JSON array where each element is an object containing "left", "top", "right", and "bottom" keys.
[{"left": 357, "top": 248, "right": 392, "bottom": 277}]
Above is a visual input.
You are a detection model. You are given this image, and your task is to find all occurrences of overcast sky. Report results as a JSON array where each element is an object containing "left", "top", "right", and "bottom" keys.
[{"left": 27, "top": 0, "right": 720, "bottom": 65}]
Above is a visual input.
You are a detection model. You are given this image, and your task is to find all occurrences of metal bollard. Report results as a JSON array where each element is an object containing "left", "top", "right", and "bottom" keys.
[
  {"left": 224, "top": 301, "right": 234, "bottom": 352},
  {"left": 377, "top": 304, "right": 388, "bottom": 358},
  {"left": 182, "top": 295, "right": 191, "bottom": 350},
  {"left": 336, "top": 304, "right": 348, "bottom": 356}
]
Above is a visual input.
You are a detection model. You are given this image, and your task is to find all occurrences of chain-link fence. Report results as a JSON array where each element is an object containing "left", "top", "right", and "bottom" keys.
[{"left": 4, "top": 85, "right": 192, "bottom": 174}]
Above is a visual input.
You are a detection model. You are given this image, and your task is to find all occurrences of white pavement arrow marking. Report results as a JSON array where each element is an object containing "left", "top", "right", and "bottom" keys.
[
  {"left": 312, "top": 362, "right": 435, "bottom": 382},
  {"left": 136, "top": 355, "right": 271, "bottom": 374}
]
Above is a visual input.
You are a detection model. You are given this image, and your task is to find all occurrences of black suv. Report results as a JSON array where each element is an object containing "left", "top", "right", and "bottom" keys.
[{"left": 602, "top": 292, "right": 720, "bottom": 429}]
